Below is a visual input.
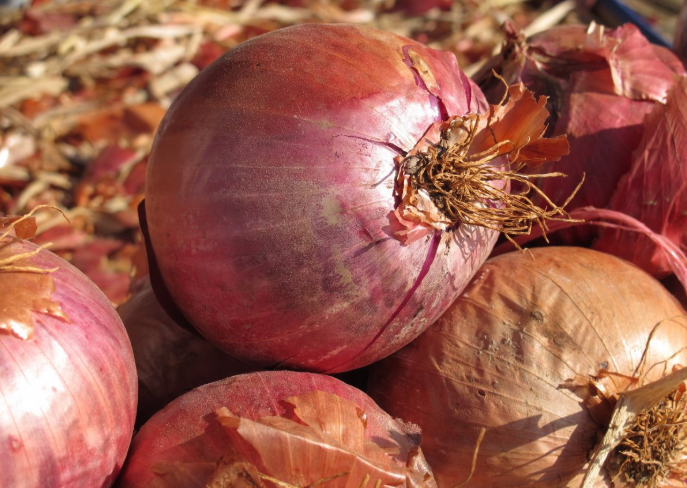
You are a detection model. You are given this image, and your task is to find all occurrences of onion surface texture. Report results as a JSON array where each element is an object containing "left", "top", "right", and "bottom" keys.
[
  {"left": 144, "top": 23, "right": 498, "bottom": 372},
  {"left": 368, "top": 247, "right": 687, "bottom": 487},
  {"left": 1, "top": 236, "right": 137, "bottom": 487}
]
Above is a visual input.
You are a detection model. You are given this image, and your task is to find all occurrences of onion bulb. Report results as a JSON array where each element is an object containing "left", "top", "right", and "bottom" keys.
[
  {"left": 117, "top": 370, "right": 436, "bottom": 487},
  {"left": 0, "top": 215, "right": 137, "bottom": 487},
  {"left": 144, "top": 23, "right": 571, "bottom": 372},
  {"left": 368, "top": 246, "right": 687, "bottom": 487},
  {"left": 475, "top": 22, "right": 686, "bottom": 269},
  {"left": 117, "top": 275, "right": 253, "bottom": 427}
]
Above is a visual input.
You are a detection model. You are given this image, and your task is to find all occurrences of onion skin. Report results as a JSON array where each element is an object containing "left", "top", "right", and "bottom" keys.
[
  {"left": 367, "top": 247, "right": 687, "bottom": 487},
  {"left": 476, "top": 23, "right": 685, "bottom": 253},
  {"left": 145, "top": 23, "right": 494, "bottom": 372},
  {"left": 594, "top": 77, "right": 687, "bottom": 277},
  {"left": 1, "top": 238, "right": 137, "bottom": 487},
  {"left": 117, "top": 276, "right": 254, "bottom": 427},
  {"left": 117, "top": 370, "right": 434, "bottom": 487}
]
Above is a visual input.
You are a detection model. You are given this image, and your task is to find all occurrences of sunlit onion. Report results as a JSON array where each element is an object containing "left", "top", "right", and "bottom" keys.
[
  {"left": 143, "top": 23, "right": 492, "bottom": 373},
  {"left": 0, "top": 233, "right": 137, "bottom": 487},
  {"left": 144, "top": 23, "right": 569, "bottom": 373},
  {"left": 117, "top": 370, "right": 436, "bottom": 487},
  {"left": 368, "top": 247, "right": 687, "bottom": 487}
]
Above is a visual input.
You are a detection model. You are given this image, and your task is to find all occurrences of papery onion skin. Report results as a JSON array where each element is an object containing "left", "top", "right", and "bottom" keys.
[
  {"left": 1, "top": 239, "right": 137, "bottom": 487},
  {"left": 367, "top": 247, "right": 687, "bottom": 487},
  {"left": 476, "top": 23, "right": 686, "bottom": 252},
  {"left": 117, "top": 276, "right": 254, "bottom": 427},
  {"left": 593, "top": 77, "right": 687, "bottom": 277},
  {"left": 145, "top": 23, "right": 494, "bottom": 372},
  {"left": 117, "top": 370, "right": 433, "bottom": 488}
]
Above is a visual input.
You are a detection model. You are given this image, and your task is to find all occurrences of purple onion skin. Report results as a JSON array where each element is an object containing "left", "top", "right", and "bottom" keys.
[
  {"left": 118, "top": 276, "right": 254, "bottom": 427},
  {"left": 476, "top": 23, "right": 685, "bottom": 248},
  {"left": 1, "top": 239, "right": 137, "bottom": 487},
  {"left": 145, "top": 24, "right": 495, "bottom": 373}
]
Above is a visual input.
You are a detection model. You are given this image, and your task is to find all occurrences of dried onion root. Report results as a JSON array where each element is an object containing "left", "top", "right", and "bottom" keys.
[
  {"left": 391, "top": 80, "right": 581, "bottom": 247},
  {"left": 396, "top": 112, "right": 582, "bottom": 241},
  {"left": 581, "top": 363, "right": 687, "bottom": 488},
  {"left": 610, "top": 387, "right": 686, "bottom": 487}
]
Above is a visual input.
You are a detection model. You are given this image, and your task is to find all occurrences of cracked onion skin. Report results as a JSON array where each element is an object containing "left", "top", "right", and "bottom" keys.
[
  {"left": 367, "top": 247, "right": 687, "bottom": 487},
  {"left": 1, "top": 239, "right": 137, "bottom": 487},
  {"left": 145, "top": 23, "right": 493, "bottom": 372}
]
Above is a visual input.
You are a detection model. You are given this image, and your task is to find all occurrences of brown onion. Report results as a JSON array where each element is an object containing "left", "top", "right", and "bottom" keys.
[
  {"left": 117, "top": 371, "right": 436, "bottom": 487},
  {"left": 368, "top": 247, "right": 687, "bottom": 487}
]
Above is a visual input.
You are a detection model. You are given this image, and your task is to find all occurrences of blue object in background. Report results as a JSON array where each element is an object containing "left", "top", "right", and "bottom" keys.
[{"left": 594, "top": 0, "right": 671, "bottom": 46}]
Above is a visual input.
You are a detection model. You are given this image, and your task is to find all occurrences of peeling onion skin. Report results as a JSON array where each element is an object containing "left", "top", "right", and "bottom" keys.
[
  {"left": 476, "top": 23, "right": 686, "bottom": 251},
  {"left": 367, "top": 247, "right": 687, "bottom": 488},
  {"left": 117, "top": 276, "right": 254, "bottom": 428},
  {"left": 144, "top": 23, "right": 494, "bottom": 373},
  {"left": 1, "top": 239, "right": 137, "bottom": 488},
  {"left": 117, "top": 370, "right": 433, "bottom": 488}
]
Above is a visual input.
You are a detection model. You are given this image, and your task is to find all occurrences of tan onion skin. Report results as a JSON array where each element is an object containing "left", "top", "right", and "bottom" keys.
[
  {"left": 117, "top": 276, "right": 254, "bottom": 427},
  {"left": 368, "top": 247, "right": 687, "bottom": 487},
  {"left": 117, "top": 371, "right": 434, "bottom": 487}
]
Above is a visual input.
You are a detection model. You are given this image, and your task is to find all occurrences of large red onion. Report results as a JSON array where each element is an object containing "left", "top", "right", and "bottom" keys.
[
  {"left": 144, "top": 23, "right": 495, "bottom": 372},
  {"left": 117, "top": 275, "right": 253, "bottom": 427},
  {"left": 475, "top": 22, "right": 686, "bottom": 262},
  {"left": 117, "top": 370, "right": 436, "bottom": 487},
  {"left": 0, "top": 234, "right": 137, "bottom": 487},
  {"left": 368, "top": 247, "right": 687, "bottom": 487}
]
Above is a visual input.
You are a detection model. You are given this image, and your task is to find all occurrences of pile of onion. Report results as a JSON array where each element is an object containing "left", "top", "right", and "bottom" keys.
[
  {"left": 143, "top": 23, "right": 571, "bottom": 372},
  {"left": 117, "top": 370, "right": 436, "bottom": 487},
  {"left": 475, "top": 22, "right": 687, "bottom": 278},
  {"left": 118, "top": 275, "right": 253, "bottom": 427},
  {"left": 0, "top": 213, "right": 137, "bottom": 487},
  {"left": 368, "top": 246, "right": 687, "bottom": 487}
]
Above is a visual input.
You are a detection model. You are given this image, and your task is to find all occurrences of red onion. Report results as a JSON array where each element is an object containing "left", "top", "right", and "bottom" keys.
[
  {"left": 593, "top": 76, "right": 687, "bottom": 276},
  {"left": 117, "top": 370, "right": 436, "bottom": 487},
  {"left": 118, "top": 275, "right": 254, "bottom": 427},
  {"left": 368, "top": 247, "right": 687, "bottom": 487},
  {"left": 144, "top": 23, "right": 568, "bottom": 373},
  {"left": 476, "top": 22, "right": 686, "bottom": 261},
  {"left": 0, "top": 227, "right": 137, "bottom": 486}
]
